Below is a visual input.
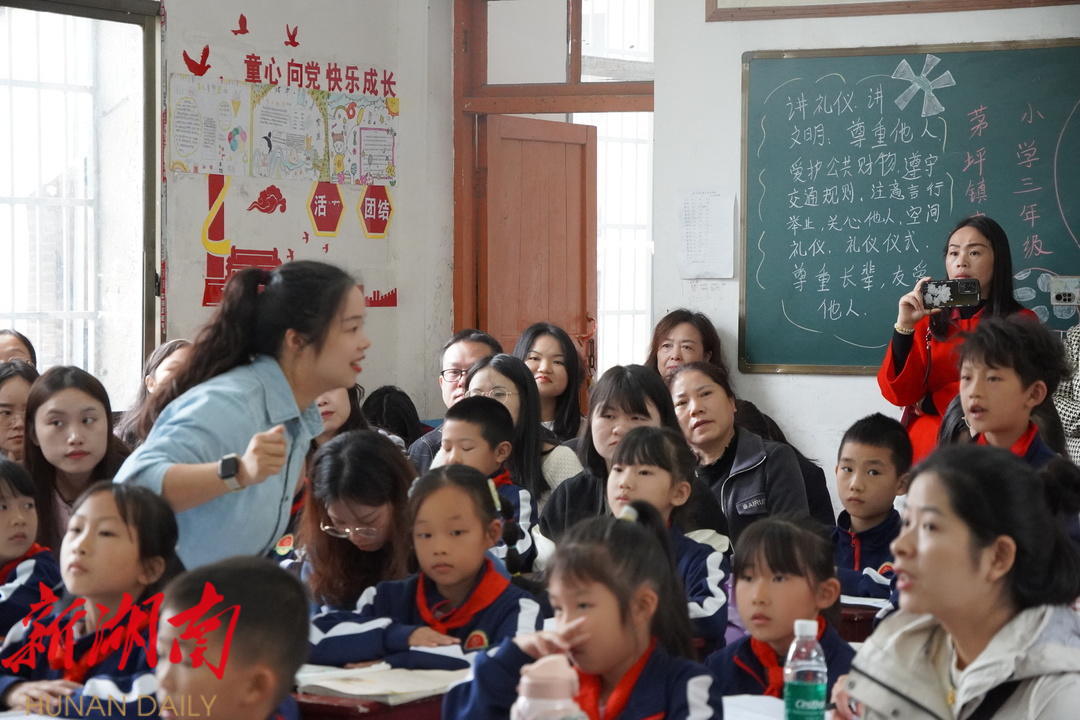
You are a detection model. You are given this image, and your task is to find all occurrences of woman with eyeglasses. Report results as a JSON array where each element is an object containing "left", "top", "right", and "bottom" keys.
[
  {"left": 285, "top": 429, "right": 414, "bottom": 611},
  {"left": 446, "top": 354, "right": 581, "bottom": 510}
]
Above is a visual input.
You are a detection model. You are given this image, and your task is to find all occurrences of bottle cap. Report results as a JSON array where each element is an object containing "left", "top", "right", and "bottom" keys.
[
  {"left": 516, "top": 654, "right": 580, "bottom": 700},
  {"left": 794, "top": 619, "right": 817, "bottom": 638}
]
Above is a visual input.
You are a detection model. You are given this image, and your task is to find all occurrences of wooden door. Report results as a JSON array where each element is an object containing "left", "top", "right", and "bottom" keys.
[{"left": 478, "top": 114, "right": 597, "bottom": 372}]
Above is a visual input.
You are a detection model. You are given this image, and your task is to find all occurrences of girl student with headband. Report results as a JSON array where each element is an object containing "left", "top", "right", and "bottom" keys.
[
  {"left": 0, "top": 361, "right": 38, "bottom": 464},
  {"left": 878, "top": 215, "right": 1032, "bottom": 463},
  {"left": 0, "top": 482, "right": 183, "bottom": 717},
  {"left": 538, "top": 364, "right": 725, "bottom": 547},
  {"left": 835, "top": 446, "right": 1080, "bottom": 719},
  {"left": 668, "top": 361, "right": 807, "bottom": 546},
  {"left": 513, "top": 322, "right": 586, "bottom": 443},
  {"left": 606, "top": 426, "right": 731, "bottom": 652},
  {"left": 0, "top": 459, "right": 60, "bottom": 636},
  {"left": 462, "top": 353, "right": 582, "bottom": 499},
  {"left": 285, "top": 430, "right": 413, "bottom": 611},
  {"left": 25, "top": 367, "right": 131, "bottom": 549},
  {"left": 706, "top": 517, "right": 853, "bottom": 699},
  {"left": 114, "top": 261, "right": 371, "bottom": 569},
  {"left": 308, "top": 465, "right": 542, "bottom": 669},
  {"left": 444, "top": 500, "right": 725, "bottom": 719},
  {"left": 648, "top": 309, "right": 834, "bottom": 526},
  {"left": 115, "top": 339, "right": 192, "bottom": 449}
]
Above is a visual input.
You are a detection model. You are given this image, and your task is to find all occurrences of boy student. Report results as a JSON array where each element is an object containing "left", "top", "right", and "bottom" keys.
[
  {"left": 156, "top": 557, "right": 309, "bottom": 720},
  {"left": 441, "top": 396, "right": 536, "bottom": 571},
  {"left": 958, "top": 315, "right": 1072, "bottom": 468},
  {"left": 832, "top": 413, "right": 911, "bottom": 599},
  {"left": 408, "top": 330, "right": 502, "bottom": 474}
]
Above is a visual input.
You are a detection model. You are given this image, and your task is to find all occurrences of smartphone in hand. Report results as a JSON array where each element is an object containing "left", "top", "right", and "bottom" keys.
[{"left": 922, "top": 278, "right": 981, "bottom": 308}]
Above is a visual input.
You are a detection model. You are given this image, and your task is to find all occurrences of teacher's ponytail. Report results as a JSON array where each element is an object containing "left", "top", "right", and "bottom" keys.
[{"left": 150, "top": 261, "right": 356, "bottom": 420}]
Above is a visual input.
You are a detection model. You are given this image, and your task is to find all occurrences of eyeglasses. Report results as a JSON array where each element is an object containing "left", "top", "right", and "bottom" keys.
[
  {"left": 465, "top": 388, "right": 516, "bottom": 402},
  {"left": 438, "top": 368, "right": 467, "bottom": 382},
  {"left": 320, "top": 521, "right": 381, "bottom": 540}
]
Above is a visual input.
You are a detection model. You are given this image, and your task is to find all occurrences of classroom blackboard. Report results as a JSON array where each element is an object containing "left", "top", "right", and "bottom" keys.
[{"left": 739, "top": 40, "right": 1080, "bottom": 373}]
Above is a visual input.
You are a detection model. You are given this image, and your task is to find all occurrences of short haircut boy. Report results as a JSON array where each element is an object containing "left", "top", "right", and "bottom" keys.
[
  {"left": 162, "top": 557, "right": 309, "bottom": 705},
  {"left": 957, "top": 316, "right": 1071, "bottom": 396},
  {"left": 838, "top": 413, "right": 913, "bottom": 478},
  {"left": 442, "top": 329, "right": 503, "bottom": 356},
  {"left": 443, "top": 396, "right": 514, "bottom": 449}
]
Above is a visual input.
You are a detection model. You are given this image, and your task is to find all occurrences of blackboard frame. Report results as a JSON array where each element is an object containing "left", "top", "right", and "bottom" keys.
[
  {"left": 738, "top": 38, "right": 1080, "bottom": 375},
  {"left": 707, "top": 0, "right": 1080, "bottom": 23}
]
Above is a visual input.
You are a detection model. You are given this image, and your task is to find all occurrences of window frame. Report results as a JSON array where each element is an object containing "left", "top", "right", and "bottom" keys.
[{"left": 3, "top": 0, "right": 160, "bottom": 359}]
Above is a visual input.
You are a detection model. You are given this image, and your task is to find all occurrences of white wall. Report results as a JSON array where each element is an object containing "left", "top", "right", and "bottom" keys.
[
  {"left": 162, "top": 0, "right": 453, "bottom": 418},
  {"left": 654, "top": 3, "right": 1080, "bottom": 500}
]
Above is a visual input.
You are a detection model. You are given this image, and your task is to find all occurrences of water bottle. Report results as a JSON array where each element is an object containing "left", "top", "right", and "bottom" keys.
[
  {"left": 783, "top": 619, "right": 828, "bottom": 720},
  {"left": 510, "top": 654, "right": 588, "bottom": 720}
]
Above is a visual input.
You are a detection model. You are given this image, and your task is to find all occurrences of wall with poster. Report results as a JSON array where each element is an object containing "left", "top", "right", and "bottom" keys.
[{"left": 162, "top": 0, "right": 453, "bottom": 418}]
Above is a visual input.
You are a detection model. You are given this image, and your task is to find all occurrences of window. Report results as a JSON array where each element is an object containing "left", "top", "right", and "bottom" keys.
[{"left": 0, "top": 3, "right": 157, "bottom": 409}]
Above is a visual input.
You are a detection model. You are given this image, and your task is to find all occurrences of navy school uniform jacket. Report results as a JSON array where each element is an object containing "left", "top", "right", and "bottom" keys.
[
  {"left": 670, "top": 527, "right": 729, "bottom": 650},
  {"left": 443, "top": 637, "right": 724, "bottom": 720},
  {"left": 832, "top": 510, "right": 900, "bottom": 599},
  {"left": 0, "top": 544, "right": 61, "bottom": 636},
  {"left": 706, "top": 617, "right": 853, "bottom": 700},
  {"left": 489, "top": 469, "right": 537, "bottom": 571},
  {"left": 0, "top": 603, "right": 158, "bottom": 719},
  {"left": 308, "top": 558, "right": 542, "bottom": 669}
]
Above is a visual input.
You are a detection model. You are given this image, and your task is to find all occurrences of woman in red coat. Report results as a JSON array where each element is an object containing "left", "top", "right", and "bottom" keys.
[{"left": 877, "top": 215, "right": 1029, "bottom": 462}]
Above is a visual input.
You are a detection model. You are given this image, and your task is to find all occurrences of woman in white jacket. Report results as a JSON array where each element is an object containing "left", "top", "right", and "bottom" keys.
[{"left": 834, "top": 444, "right": 1080, "bottom": 720}]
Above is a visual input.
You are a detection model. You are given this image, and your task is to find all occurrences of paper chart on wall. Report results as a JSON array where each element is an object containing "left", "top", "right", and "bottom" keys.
[
  {"left": 168, "top": 75, "right": 251, "bottom": 176},
  {"left": 678, "top": 190, "right": 734, "bottom": 279},
  {"left": 326, "top": 93, "right": 399, "bottom": 185},
  {"left": 251, "top": 85, "right": 329, "bottom": 181}
]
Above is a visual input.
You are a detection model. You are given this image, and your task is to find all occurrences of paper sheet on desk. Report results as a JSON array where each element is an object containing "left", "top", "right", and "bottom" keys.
[
  {"left": 297, "top": 666, "right": 469, "bottom": 704},
  {"left": 722, "top": 695, "right": 836, "bottom": 719}
]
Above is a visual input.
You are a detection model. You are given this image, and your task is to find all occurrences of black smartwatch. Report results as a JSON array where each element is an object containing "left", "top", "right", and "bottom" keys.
[{"left": 218, "top": 453, "right": 242, "bottom": 492}]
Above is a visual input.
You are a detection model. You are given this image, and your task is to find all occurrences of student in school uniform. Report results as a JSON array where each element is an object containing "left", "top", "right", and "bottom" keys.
[
  {"left": 832, "top": 413, "right": 912, "bottom": 599},
  {"left": 439, "top": 396, "right": 537, "bottom": 571},
  {"left": 443, "top": 500, "right": 724, "bottom": 719},
  {"left": 156, "top": 558, "right": 310, "bottom": 720},
  {"left": 0, "top": 483, "right": 183, "bottom": 718},
  {"left": 605, "top": 426, "right": 730, "bottom": 652},
  {"left": 308, "top": 465, "right": 542, "bottom": 670},
  {"left": 834, "top": 446, "right": 1080, "bottom": 720},
  {"left": 706, "top": 518, "right": 854, "bottom": 700},
  {"left": 0, "top": 460, "right": 60, "bottom": 637},
  {"left": 407, "top": 329, "right": 501, "bottom": 475}
]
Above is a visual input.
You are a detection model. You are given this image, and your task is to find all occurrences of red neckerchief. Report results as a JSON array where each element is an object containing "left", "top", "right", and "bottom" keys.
[
  {"left": 574, "top": 637, "right": 657, "bottom": 720},
  {"left": 48, "top": 610, "right": 152, "bottom": 683},
  {"left": 747, "top": 615, "right": 827, "bottom": 698},
  {"left": 0, "top": 543, "right": 48, "bottom": 581},
  {"left": 489, "top": 468, "right": 512, "bottom": 487},
  {"left": 415, "top": 558, "right": 509, "bottom": 634},
  {"left": 976, "top": 421, "right": 1038, "bottom": 458}
]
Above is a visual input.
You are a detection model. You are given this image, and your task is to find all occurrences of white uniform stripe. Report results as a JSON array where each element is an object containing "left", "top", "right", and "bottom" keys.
[
  {"left": 687, "top": 550, "right": 727, "bottom": 620},
  {"left": 684, "top": 673, "right": 714, "bottom": 720}
]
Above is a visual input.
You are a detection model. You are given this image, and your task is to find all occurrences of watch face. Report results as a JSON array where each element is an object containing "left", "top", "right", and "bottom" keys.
[{"left": 219, "top": 455, "right": 239, "bottom": 479}]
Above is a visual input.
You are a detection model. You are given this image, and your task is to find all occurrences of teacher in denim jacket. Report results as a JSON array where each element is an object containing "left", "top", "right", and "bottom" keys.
[{"left": 115, "top": 261, "right": 371, "bottom": 568}]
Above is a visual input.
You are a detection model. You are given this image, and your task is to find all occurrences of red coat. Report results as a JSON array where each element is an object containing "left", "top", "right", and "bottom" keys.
[{"left": 877, "top": 307, "right": 1035, "bottom": 462}]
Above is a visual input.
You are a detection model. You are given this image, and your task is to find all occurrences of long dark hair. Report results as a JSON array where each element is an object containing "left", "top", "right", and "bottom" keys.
[
  {"left": 645, "top": 309, "right": 724, "bottom": 376},
  {"left": 930, "top": 216, "right": 1023, "bottom": 340},
  {"left": 115, "top": 339, "right": 192, "bottom": 448},
  {"left": 0, "top": 330, "right": 36, "bottom": 366},
  {"left": 551, "top": 499, "right": 694, "bottom": 658},
  {"left": 25, "top": 367, "right": 130, "bottom": 549},
  {"left": 465, "top": 354, "right": 546, "bottom": 500},
  {"left": 513, "top": 323, "right": 584, "bottom": 442},
  {"left": 149, "top": 261, "right": 356, "bottom": 423},
  {"left": 911, "top": 446, "right": 1080, "bottom": 610},
  {"left": 69, "top": 481, "right": 184, "bottom": 601},
  {"left": 580, "top": 365, "right": 679, "bottom": 479},
  {"left": 362, "top": 386, "right": 425, "bottom": 446},
  {"left": 300, "top": 431, "right": 413, "bottom": 609}
]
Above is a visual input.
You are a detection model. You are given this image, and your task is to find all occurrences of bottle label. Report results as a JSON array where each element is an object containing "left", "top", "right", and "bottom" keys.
[{"left": 784, "top": 681, "right": 826, "bottom": 719}]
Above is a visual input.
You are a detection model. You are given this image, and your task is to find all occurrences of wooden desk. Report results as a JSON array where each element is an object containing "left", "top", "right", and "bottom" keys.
[
  {"left": 295, "top": 693, "right": 442, "bottom": 720},
  {"left": 838, "top": 605, "right": 878, "bottom": 643}
]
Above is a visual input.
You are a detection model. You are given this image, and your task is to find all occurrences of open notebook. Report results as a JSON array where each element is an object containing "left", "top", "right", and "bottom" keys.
[{"left": 295, "top": 659, "right": 469, "bottom": 705}]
